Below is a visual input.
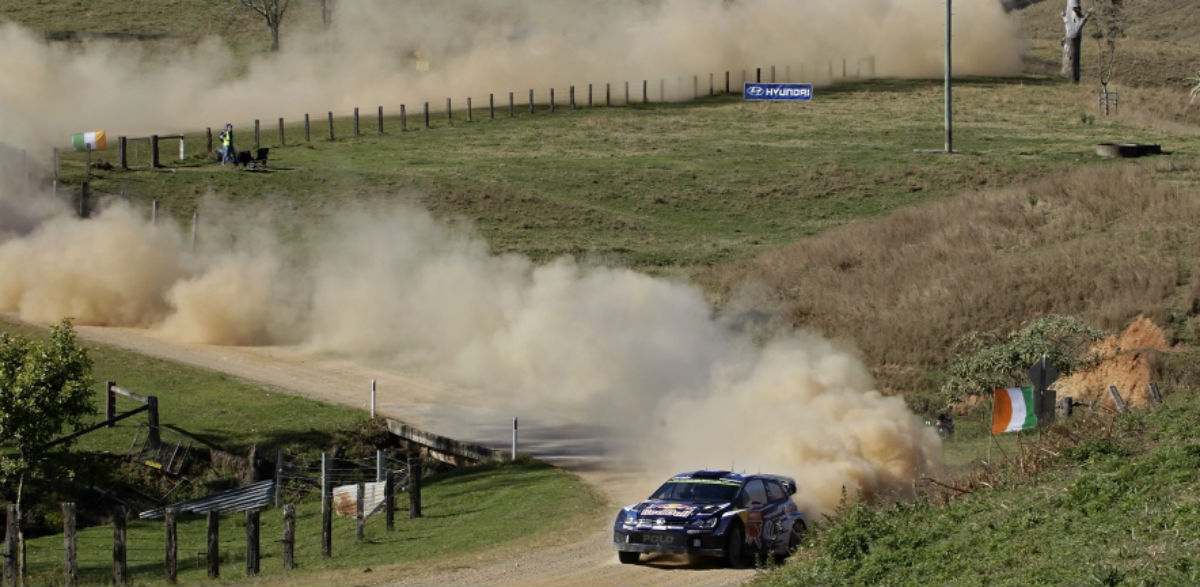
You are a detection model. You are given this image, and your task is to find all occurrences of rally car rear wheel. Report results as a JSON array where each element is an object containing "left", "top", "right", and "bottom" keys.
[
  {"left": 776, "top": 519, "right": 807, "bottom": 564},
  {"left": 618, "top": 551, "right": 640, "bottom": 565}
]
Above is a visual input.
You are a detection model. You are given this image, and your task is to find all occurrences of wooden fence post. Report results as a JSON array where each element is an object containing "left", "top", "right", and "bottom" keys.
[
  {"left": 118, "top": 136, "right": 128, "bottom": 169},
  {"left": 254, "top": 119, "right": 261, "bottom": 149},
  {"left": 278, "top": 118, "right": 285, "bottom": 146},
  {"left": 79, "top": 182, "right": 90, "bottom": 219},
  {"left": 282, "top": 504, "right": 295, "bottom": 570},
  {"left": 1148, "top": 382, "right": 1163, "bottom": 405},
  {"left": 570, "top": 85, "right": 576, "bottom": 109},
  {"left": 528, "top": 90, "right": 534, "bottom": 114},
  {"left": 424, "top": 102, "right": 430, "bottom": 128},
  {"left": 408, "top": 453, "right": 422, "bottom": 519},
  {"left": 63, "top": 503, "right": 77, "bottom": 587},
  {"left": 489, "top": 93, "right": 495, "bottom": 119},
  {"left": 106, "top": 382, "right": 116, "bottom": 425},
  {"left": 147, "top": 395, "right": 160, "bottom": 447},
  {"left": 606, "top": 83, "right": 611, "bottom": 106},
  {"left": 321, "top": 453, "right": 331, "bottom": 558},
  {"left": 385, "top": 469, "right": 395, "bottom": 532},
  {"left": 467, "top": 97, "right": 473, "bottom": 122},
  {"left": 356, "top": 483, "right": 365, "bottom": 544},
  {"left": 113, "top": 506, "right": 127, "bottom": 587},
  {"left": 550, "top": 88, "right": 555, "bottom": 113},
  {"left": 508, "top": 92, "right": 514, "bottom": 117},
  {"left": 770, "top": 65, "right": 776, "bottom": 83},
  {"left": 725, "top": 71, "right": 730, "bottom": 94},
  {"left": 624, "top": 81, "right": 629, "bottom": 104},
  {"left": 588, "top": 83, "right": 593, "bottom": 107},
  {"left": 274, "top": 448, "right": 284, "bottom": 509},
  {"left": 164, "top": 509, "right": 177, "bottom": 584},
  {"left": 446, "top": 98, "right": 452, "bottom": 124},
  {"left": 206, "top": 511, "right": 219, "bottom": 579},
  {"left": 304, "top": 114, "right": 311, "bottom": 142},
  {"left": 353, "top": 107, "right": 360, "bottom": 136},
  {"left": 327, "top": 112, "right": 335, "bottom": 141},
  {"left": 400, "top": 105, "right": 407, "bottom": 131},
  {"left": 150, "top": 135, "right": 160, "bottom": 168},
  {"left": 4, "top": 505, "right": 15, "bottom": 586},
  {"left": 377, "top": 106, "right": 384, "bottom": 134},
  {"left": 205, "top": 128, "right": 212, "bottom": 154},
  {"left": 1109, "top": 385, "right": 1127, "bottom": 413},
  {"left": 642, "top": 79, "right": 648, "bottom": 103},
  {"left": 245, "top": 510, "right": 260, "bottom": 576}
]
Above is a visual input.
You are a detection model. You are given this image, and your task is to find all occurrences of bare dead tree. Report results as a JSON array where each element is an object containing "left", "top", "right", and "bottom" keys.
[
  {"left": 1061, "top": 0, "right": 1091, "bottom": 82},
  {"left": 239, "top": 0, "right": 292, "bottom": 51}
]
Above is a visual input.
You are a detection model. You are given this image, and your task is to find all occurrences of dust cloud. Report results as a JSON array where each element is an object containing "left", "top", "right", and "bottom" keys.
[
  {"left": 1, "top": 0, "right": 1023, "bottom": 153},
  {"left": 0, "top": 0, "right": 969, "bottom": 515},
  {"left": 0, "top": 188, "right": 940, "bottom": 515}
]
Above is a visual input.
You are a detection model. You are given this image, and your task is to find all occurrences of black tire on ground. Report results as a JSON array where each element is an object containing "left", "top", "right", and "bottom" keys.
[
  {"left": 618, "top": 550, "right": 641, "bottom": 565},
  {"left": 776, "top": 519, "right": 807, "bottom": 564},
  {"left": 724, "top": 523, "right": 747, "bottom": 568}
]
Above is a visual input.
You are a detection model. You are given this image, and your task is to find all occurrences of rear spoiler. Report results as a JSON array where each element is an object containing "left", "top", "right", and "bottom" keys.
[{"left": 762, "top": 474, "right": 798, "bottom": 495}]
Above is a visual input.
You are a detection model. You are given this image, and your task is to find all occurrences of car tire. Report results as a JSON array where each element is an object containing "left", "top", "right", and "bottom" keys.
[
  {"left": 618, "top": 551, "right": 640, "bottom": 565},
  {"left": 724, "top": 523, "right": 747, "bottom": 568},
  {"left": 776, "top": 519, "right": 806, "bottom": 564}
]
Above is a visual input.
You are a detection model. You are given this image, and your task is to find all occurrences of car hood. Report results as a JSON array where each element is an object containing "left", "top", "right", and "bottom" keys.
[{"left": 630, "top": 499, "right": 732, "bottom": 521}]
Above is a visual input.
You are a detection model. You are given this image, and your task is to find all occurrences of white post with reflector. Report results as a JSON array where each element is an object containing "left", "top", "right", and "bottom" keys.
[{"left": 512, "top": 417, "right": 518, "bottom": 461}]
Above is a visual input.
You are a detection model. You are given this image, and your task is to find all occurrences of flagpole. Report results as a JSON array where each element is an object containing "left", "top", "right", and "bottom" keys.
[{"left": 987, "top": 391, "right": 993, "bottom": 463}]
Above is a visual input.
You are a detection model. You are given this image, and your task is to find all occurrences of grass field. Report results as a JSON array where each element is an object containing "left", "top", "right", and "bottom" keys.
[{"left": 53, "top": 76, "right": 1200, "bottom": 274}]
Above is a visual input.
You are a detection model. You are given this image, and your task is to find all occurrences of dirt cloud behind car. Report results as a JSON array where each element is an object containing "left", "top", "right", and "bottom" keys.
[{"left": 0, "top": 187, "right": 940, "bottom": 516}]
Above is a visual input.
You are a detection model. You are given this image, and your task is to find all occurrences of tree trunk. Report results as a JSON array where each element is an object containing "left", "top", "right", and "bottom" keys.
[
  {"left": 1061, "top": 0, "right": 1089, "bottom": 82},
  {"left": 269, "top": 23, "right": 280, "bottom": 51}
]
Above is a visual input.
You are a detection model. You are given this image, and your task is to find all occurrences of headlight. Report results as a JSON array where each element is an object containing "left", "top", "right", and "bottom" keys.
[
  {"left": 687, "top": 516, "right": 719, "bottom": 530},
  {"left": 620, "top": 508, "right": 639, "bottom": 526}
]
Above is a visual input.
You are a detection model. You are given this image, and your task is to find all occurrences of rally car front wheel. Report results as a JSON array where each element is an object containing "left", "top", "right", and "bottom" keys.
[{"left": 724, "top": 523, "right": 747, "bottom": 568}]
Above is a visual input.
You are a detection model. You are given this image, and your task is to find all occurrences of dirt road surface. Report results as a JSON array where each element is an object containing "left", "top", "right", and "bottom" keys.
[{"left": 67, "top": 322, "right": 756, "bottom": 587}]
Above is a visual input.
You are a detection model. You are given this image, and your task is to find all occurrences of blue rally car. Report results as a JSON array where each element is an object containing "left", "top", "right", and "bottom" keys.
[{"left": 613, "top": 470, "right": 806, "bottom": 567}]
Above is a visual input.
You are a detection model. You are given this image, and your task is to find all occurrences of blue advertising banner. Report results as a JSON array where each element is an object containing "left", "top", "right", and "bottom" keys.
[{"left": 743, "top": 83, "right": 814, "bottom": 102}]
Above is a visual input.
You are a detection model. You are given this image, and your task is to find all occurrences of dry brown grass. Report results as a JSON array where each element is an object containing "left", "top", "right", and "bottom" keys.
[{"left": 696, "top": 157, "right": 1200, "bottom": 393}]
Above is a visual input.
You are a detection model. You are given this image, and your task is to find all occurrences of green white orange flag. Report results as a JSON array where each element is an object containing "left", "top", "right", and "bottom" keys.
[
  {"left": 992, "top": 386, "right": 1038, "bottom": 435},
  {"left": 71, "top": 131, "right": 107, "bottom": 151}
]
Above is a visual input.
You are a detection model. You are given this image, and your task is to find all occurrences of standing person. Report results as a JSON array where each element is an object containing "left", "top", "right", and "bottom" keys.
[{"left": 218, "top": 123, "right": 234, "bottom": 165}]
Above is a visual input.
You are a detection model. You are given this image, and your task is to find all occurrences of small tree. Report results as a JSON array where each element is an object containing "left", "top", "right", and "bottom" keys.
[
  {"left": 0, "top": 320, "right": 95, "bottom": 504},
  {"left": 939, "top": 315, "right": 1107, "bottom": 406},
  {"left": 1092, "top": 0, "right": 1124, "bottom": 115},
  {"left": 239, "top": 0, "right": 292, "bottom": 51},
  {"left": 1188, "top": 71, "right": 1200, "bottom": 104}
]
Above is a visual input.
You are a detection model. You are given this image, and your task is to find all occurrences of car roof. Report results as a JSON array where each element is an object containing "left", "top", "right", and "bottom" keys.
[{"left": 667, "top": 470, "right": 798, "bottom": 495}]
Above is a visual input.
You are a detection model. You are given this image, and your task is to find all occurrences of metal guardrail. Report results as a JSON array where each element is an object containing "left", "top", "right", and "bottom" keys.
[{"left": 138, "top": 479, "right": 275, "bottom": 520}]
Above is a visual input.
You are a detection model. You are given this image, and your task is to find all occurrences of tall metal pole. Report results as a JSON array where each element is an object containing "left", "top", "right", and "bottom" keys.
[{"left": 945, "top": 0, "right": 953, "bottom": 153}]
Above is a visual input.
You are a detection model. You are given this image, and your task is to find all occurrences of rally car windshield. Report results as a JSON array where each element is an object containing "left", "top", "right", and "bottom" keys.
[{"left": 650, "top": 481, "right": 740, "bottom": 503}]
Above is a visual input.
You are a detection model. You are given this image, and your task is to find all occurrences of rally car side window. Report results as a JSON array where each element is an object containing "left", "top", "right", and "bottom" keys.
[
  {"left": 765, "top": 480, "right": 787, "bottom": 504},
  {"left": 740, "top": 480, "right": 767, "bottom": 507}
]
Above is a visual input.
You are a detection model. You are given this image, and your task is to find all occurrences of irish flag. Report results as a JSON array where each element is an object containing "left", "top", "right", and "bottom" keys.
[
  {"left": 992, "top": 386, "right": 1038, "bottom": 434},
  {"left": 71, "top": 131, "right": 107, "bottom": 151}
]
